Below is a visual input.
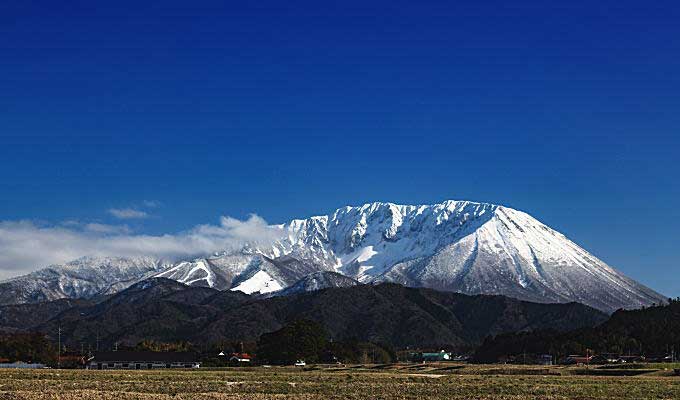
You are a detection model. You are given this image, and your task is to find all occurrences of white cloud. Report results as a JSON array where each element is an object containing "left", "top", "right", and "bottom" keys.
[
  {"left": 142, "top": 200, "right": 161, "bottom": 208},
  {"left": 0, "top": 215, "right": 285, "bottom": 280},
  {"left": 83, "top": 223, "right": 132, "bottom": 235},
  {"left": 108, "top": 208, "right": 148, "bottom": 219}
]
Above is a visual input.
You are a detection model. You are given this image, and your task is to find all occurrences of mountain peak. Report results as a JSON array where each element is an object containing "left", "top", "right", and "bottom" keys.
[
  {"left": 328, "top": 199, "right": 501, "bottom": 216},
  {"left": 0, "top": 200, "right": 666, "bottom": 312},
  {"left": 266, "top": 200, "right": 665, "bottom": 312}
]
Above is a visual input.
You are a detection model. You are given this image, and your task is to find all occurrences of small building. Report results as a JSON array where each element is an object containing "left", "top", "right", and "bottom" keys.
[
  {"left": 451, "top": 354, "right": 470, "bottom": 362},
  {"left": 562, "top": 355, "right": 593, "bottom": 365},
  {"left": 0, "top": 361, "right": 46, "bottom": 369},
  {"left": 619, "top": 355, "right": 644, "bottom": 363},
  {"left": 644, "top": 354, "right": 672, "bottom": 363},
  {"left": 421, "top": 350, "right": 452, "bottom": 362},
  {"left": 229, "top": 353, "right": 252, "bottom": 363},
  {"left": 87, "top": 351, "right": 200, "bottom": 370},
  {"left": 591, "top": 353, "right": 623, "bottom": 364},
  {"left": 538, "top": 354, "right": 553, "bottom": 366}
]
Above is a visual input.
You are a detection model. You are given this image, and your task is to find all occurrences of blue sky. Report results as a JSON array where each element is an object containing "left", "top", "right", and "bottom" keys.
[{"left": 1, "top": 1, "right": 679, "bottom": 296}]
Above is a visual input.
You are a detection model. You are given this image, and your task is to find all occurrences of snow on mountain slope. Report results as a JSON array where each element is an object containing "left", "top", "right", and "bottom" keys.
[
  {"left": 371, "top": 206, "right": 665, "bottom": 312},
  {"left": 230, "top": 270, "right": 283, "bottom": 294},
  {"left": 269, "top": 271, "right": 360, "bottom": 297},
  {"left": 257, "top": 201, "right": 666, "bottom": 312},
  {"left": 156, "top": 259, "right": 220, "bottom": 288},
  {"left": 0, "top": 200, "right": 667, "bottom": 312},
  {"left": 268, "top": 201, "right": 498, "bottom": 281},
  {"left": 151, "top": 252, "right": 331, "bottom": 294},
  {"left": 0, "top": 256, "right": 169, "bottom": 305}
]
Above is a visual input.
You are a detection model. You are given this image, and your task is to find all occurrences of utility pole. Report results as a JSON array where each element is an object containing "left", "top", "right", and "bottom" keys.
[{"left": 58, "top": 326, "right": 62, "bottom": 369}]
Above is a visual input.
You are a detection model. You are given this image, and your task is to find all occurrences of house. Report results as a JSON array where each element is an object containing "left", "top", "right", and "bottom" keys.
[
  {"left": 87, "top": 351, "right": 200, "bottom": 370},
  {"left": 0, "top": 361, "right": 46, "bottom": 369},
  {"left": 229, "top": 353, "right": 252, "bottom": 363},
  {"left": 421, "top": 350, "right": 452, "bottom": 362},
  {"left": 590, "top": 353, "right": 624, "bottom": 364},
  {"left": 562, "top": 355, "right": 593, "bottom": 365},
  {"left": 644, "top": 354, "right": 672, "bottom": 363},
  {"left": 619, "top": 355, "right": 643, "bottom": 363}
]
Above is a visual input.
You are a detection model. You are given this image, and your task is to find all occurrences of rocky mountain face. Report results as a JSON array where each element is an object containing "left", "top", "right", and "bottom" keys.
[
  {"left": 0, "top": 256, "right": 168, "bottom": 306},
  {"left": 0, "top": 201, "right": 667, "bottom": 312},
  {"left": 0, "top": 278, "right": 608, "bottom": 350},
  {"left": 267, "top": 201, "right": 666, "bottom": 312}
]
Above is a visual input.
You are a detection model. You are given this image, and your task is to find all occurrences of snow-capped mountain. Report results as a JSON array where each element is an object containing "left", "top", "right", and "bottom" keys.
[
  {"left": 254, "top": 200, "right": 665, "bottom": 312},
  {"left": 153, "top": 253, "right": 332, "bottom": 295},
  {"left": 0, "top": 200, "right": 667, "bottom": 312},
  {"left": 0, "top": 256, "right": 168, "bottom": 305}
]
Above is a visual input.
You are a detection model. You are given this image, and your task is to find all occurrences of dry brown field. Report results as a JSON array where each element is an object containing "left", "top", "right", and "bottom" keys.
[{"left": 0, "top": 363, "right": 679, "bottom": 399}]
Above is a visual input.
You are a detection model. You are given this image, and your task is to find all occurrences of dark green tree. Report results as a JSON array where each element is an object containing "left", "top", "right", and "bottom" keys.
[
  {"left": 0, "top": 332, "right": 57, "bottom": 365},
  {"left": 257, "top": 320, "right": 328, "bottom": 364}
]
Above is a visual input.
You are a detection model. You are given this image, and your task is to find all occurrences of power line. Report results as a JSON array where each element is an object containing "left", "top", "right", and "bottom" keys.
[{"left": 57, "top": 326, "right": 61, "bottom": 369}]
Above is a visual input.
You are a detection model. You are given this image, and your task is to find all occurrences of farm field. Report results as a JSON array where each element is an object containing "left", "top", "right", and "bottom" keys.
[{"left": 0, "top": 364, "right": 679, "bottom": 399}]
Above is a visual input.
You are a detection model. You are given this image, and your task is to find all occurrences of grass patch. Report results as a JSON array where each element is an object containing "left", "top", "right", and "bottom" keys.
[
  {"left": 597, "top": 363, "right": 648, "bottom": 369},
  {"left": 573, "top": 368, "right": 658, "bottom": 376}
]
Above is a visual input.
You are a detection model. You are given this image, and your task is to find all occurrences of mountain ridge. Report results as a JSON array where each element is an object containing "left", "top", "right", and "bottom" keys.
[
  {"left": 0, "top": 200, "right": 666, "bottom": 312},
  {"left": 0, "top": 278, "right": 609, "bottom": 350}
]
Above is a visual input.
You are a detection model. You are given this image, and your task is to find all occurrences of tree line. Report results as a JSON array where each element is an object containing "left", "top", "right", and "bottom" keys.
[
  {"left": 5, "top": 299, "right": 677, "bottom": 366},
  {"left": 0, "top": 320, "right": 397, "bottom": 366},
  {"left": 256, "top": 319, "right": 396, "bottom": 364},
  {"left": 0, "top": 332, "right": 57, "bottom": 364},
  {"left": 474, "top": 298, "right": 680, "bottom": 363}
]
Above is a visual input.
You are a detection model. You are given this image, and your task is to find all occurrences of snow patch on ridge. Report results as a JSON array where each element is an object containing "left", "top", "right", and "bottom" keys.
[{"left": 230, "top": 270, "right": 282, "bottom": 294}]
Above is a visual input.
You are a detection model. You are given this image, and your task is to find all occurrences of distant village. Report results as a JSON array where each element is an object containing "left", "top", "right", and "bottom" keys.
[
  {"left": 1, "top": 306, "right": 679, "bottom": 372},
  {"left": 1, "top": 342, "right": 677, "bottom": 371}
]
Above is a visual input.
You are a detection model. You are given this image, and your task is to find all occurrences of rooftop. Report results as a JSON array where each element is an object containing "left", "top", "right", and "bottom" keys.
[{"left": 92, "top": 351, "right": 199, "bottom": 363}]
